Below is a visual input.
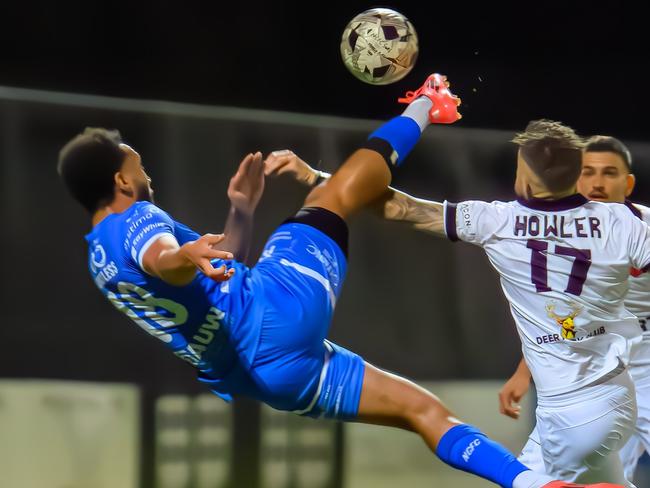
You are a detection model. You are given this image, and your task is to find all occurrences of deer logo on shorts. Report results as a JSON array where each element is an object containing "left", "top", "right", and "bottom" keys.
[{"left": 546, "top": 301, "right": 582, "bottom": 340}]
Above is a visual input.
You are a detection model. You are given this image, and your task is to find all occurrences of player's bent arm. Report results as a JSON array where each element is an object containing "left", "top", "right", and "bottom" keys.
[
  {"left": 264, "top": 150, "right": 446, "bottom": 236},
  {"left": 142, "top": 234, "right": 234, "bottom": 286},
  {"left": 221, "top": 152, "right": 265, "bottom": 262},
  {"left": 264, "top": 150, "right": 330, "bottom": 187},
  {"left": 221, "top": 207, "right": 253, "bottom": 262},
  {"left": 379, "top": 188, "right": 445, "bottom": 237}
]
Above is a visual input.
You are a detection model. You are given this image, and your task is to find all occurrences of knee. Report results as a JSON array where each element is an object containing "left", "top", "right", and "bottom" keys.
[
  {"left": 304, "top": 181, "right": 349, "bottom": 218},
  {"left": 403, "top": 393, "right": 453, "bottom": 430},
  {"left": 304, "top": 175, "right": 366, "bottom": 217}
]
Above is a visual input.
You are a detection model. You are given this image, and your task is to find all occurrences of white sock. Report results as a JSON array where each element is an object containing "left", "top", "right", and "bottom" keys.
[
  {"left": 512, "top": 469, "right": 555, "bottom": 488},
  {"left": 401, "top": 96, "right": 432, "bottom": 132}
]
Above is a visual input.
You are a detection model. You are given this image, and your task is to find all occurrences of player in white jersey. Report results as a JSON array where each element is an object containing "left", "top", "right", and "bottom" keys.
[
  {"left": 380, "top": 122, "right": 650, "bottom": 485},
  {"left": 265, "top": 120, "right": 648, "bottom": 486},
  {"left": 498, "top": 135, "right": 650, "bottom": 483}
]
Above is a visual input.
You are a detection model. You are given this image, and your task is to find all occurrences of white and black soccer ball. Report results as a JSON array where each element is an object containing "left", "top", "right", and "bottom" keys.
[{"left": 340, "top": 8, "right": 418, "bottom": 85}]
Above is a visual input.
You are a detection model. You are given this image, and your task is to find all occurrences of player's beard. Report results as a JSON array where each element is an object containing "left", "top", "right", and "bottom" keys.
[{"left": 136, "top": 181, "right": 155, "bottom": 204}]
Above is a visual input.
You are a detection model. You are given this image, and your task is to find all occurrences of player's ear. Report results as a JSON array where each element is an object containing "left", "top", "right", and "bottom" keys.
[
  {"left": 115, "top": 171, "right": 134, "bottom": 197},
  {"left": 625, "top": 173, "right": 636, "bottom": 197}
]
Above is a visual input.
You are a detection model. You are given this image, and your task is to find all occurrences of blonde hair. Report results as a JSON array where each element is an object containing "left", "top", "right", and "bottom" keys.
[{"left": 512, "top": 120, "right": 585, "bottom": 193}]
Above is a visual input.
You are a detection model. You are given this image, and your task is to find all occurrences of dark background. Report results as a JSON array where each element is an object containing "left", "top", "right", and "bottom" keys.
[{"left": 1, "top": 0, "right": 648, "bottom": 139}]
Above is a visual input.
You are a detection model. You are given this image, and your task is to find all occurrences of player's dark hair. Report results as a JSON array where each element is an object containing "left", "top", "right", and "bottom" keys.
[
  {"left": 512, "top": 119, "right": 585, "bottom": 193},
  {"left": 57, "top": 127, "right": 125, "bottom": 213},
  {"left": 584, "top": 135, "right": 632, "bottom": 171}
]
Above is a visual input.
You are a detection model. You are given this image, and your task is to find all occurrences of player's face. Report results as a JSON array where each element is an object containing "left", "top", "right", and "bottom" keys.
[
  {"left": 119, "top": 144, "right": 155, "bottom": 203},
  {"left": 577, "top": 151, "right": 634, "bottom": 203}
]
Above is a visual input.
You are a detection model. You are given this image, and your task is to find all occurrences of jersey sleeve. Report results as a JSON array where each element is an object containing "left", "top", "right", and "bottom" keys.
[
  {"left": 124, "top": 203, "right": 177, "bottom": 271},
  {"left": 627, "top": 215, "right": 650, "bottom": 272},
  {"left": 443, "top": 200, "right": 503, "bottom": 246},
  {"left": 173, "top": 221, "right": 201, "bottom": 245}
]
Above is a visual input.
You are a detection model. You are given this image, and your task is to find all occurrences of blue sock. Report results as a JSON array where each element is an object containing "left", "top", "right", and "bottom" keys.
[
  {"left": 436, "top": 424, "right": 529, "bottom": 488},
  {"left": 365, "top": 116, "right": 421, "bottom": 167}
]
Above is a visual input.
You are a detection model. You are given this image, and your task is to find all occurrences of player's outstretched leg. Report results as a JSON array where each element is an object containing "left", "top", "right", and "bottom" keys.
[
  {"left": 303, "top": 73, "right": 461, "bottom": 221},
  {"left": 357, "top": 363, "right": 626, "bottom": 488}
]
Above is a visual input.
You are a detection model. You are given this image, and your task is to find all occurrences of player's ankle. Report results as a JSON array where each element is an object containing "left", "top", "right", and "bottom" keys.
[
  {"left": 402, "top": 96, "right": 433, "bottom": 132},
  {"left": 512, "top": 470, "right": 554, "bottom": 488}
]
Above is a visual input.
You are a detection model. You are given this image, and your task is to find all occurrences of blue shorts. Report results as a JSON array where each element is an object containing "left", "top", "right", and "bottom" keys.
[{"left": 200, "top": 222, "right": 366, "bottom": 420}]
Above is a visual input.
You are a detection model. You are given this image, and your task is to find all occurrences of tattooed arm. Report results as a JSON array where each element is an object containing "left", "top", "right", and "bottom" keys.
[
  {"left": 379, "top": 188, "right": 446, "bottom": 237},
  {"left": 263, "top": 149, "right": 446, "bottom": 237}
]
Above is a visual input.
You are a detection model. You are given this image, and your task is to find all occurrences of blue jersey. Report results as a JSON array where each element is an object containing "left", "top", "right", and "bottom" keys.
[
  {"left": 85, "top": 202, "right": 263, "bottom": 379},
  {"left": 85, "top": 202, "right": 364, "bottom": 419}
]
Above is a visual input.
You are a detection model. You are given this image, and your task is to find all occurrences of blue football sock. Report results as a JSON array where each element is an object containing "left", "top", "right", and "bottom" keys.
[
  {"left": 365, "top": 115, "right": 421, "bottom": 167},
  {"left": 436, "top": 424, "right": 529, "bottom": 488}
]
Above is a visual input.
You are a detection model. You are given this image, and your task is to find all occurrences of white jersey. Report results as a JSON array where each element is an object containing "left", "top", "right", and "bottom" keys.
[
  {"left": 625, "top": 201, "right": 650, "bottom": 375},
  {"left": 444, "top": 194, "right": 650, "bottom": 396}
]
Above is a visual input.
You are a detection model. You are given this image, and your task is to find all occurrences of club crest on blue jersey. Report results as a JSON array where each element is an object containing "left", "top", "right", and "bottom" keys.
[{"left": 90, "top": 242, "right": 107, "bottom": 272}]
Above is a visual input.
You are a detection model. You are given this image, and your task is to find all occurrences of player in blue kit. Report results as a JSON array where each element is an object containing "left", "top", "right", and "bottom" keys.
[{"left": 58, "top": 73, "right": 620, "bottom": 488}]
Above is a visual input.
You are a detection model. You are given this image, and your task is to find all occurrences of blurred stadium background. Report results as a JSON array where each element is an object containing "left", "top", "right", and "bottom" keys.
[{"left": 2, "top": 1, "right": 650, "bottom": 487}]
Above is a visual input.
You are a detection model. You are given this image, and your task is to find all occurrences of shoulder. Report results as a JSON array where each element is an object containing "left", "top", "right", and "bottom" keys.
[
  {"left": 451, "top": 199, "right": 515, "bottom": 226},
  {"left": 588, "top": 202, "right": 650, "bottom": 237},
  {"left": 583, "top": 200, "right": 633, "bottom": 220},
  {"left": 453, "top": 199, "right": 513, "bottom": 210},
  {"left": 448, "top": 199, "right": 513, "bottom": 243},
  {"left": 609, "top": 201, "right": 646, "bottom": 224},
  {"left": 491, "top": 199, "right": 516, "bottom": 210},
  {"left": 458, "top": 199, "right": 516, "bottom": 217},
  {"left": 130, "top": 201, "right": 170, "bottom": 218},
  {"left": 122, "top": 202, "right": 177, "bottom": 229},
  {"left": 630, "top": 202, "right": 650, "bottom": 224},
  {"left": 122, "top": 203, "right": 178, "bottom": 249}
]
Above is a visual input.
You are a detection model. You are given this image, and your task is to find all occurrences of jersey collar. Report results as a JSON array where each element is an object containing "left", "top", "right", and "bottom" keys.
[{"left": 516, "top": 193, "right": 588, "bottom": 211}]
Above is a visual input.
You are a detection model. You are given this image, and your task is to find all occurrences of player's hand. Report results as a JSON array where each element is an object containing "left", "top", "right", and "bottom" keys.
[
  {"left": 498, "top": 370, "right": 531, "bottom": 420},
  {"left": 179, "top": 233, "right": 236, "bottom": 282},
  {"left": 228, "top": 152, "right": 265, "bottom": 215},
  {"left": 264, "top": 150, "right": 321, "bottom": 186}
]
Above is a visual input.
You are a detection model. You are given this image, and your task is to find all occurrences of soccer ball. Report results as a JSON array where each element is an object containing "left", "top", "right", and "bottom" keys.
[{"left": 340, "top": 8, "right": 418, "bottom": 85}]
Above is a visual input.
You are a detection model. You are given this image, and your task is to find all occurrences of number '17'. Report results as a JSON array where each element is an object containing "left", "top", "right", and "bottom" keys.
[{"left": 527, "top": 239, "right": 592, "bottom": 296}]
